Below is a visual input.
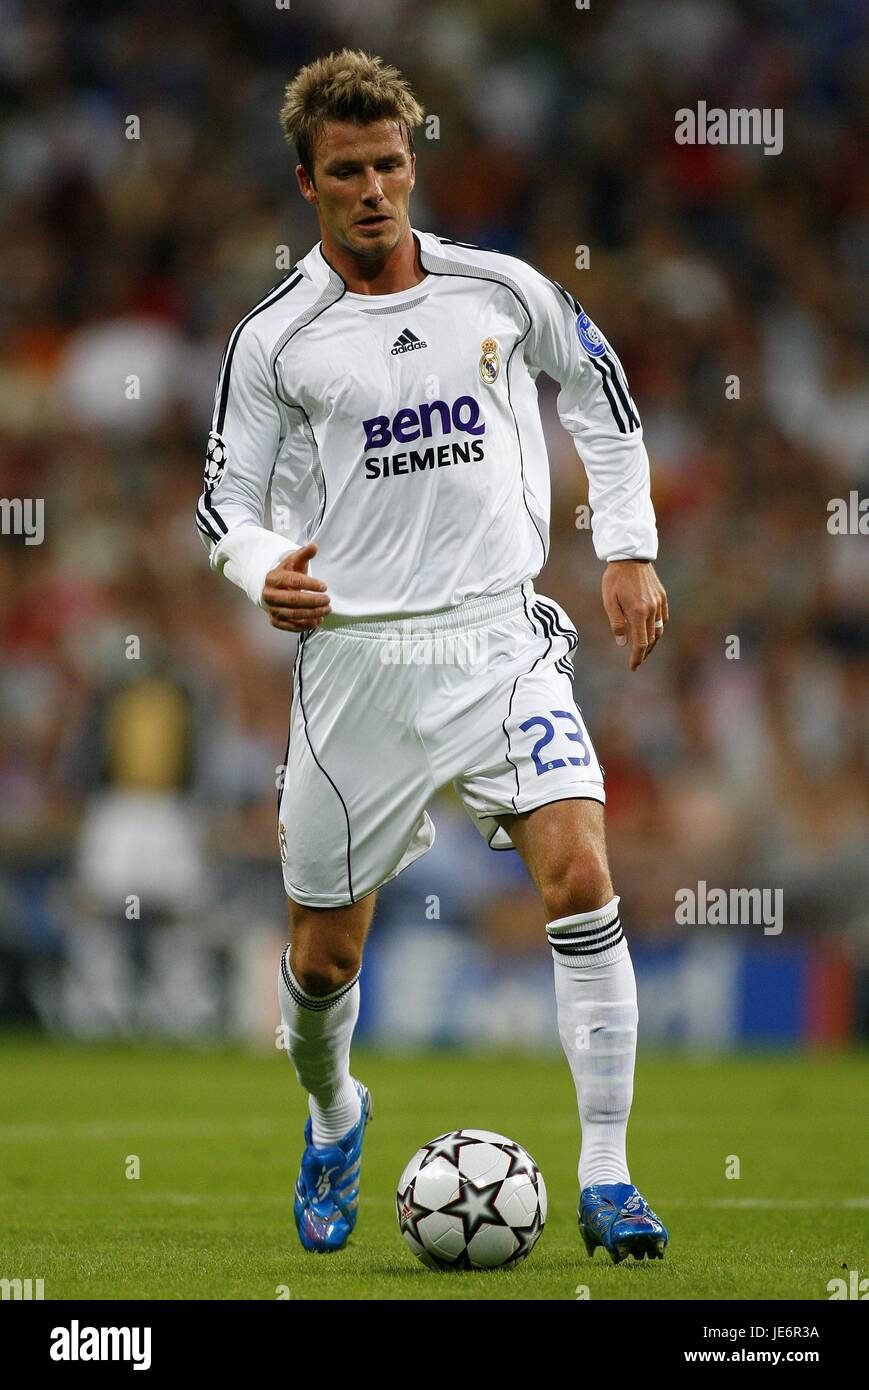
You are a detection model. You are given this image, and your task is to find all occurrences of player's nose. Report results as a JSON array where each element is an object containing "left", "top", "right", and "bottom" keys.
[{"left": 360, "top": 171, "right": 384, "bottom": 202}]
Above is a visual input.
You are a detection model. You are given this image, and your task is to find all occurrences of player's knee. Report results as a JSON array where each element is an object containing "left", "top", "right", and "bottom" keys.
[
  {"left": 291, "top": 950, "right": 361, "bottom": 997},
  {"left": 544, "top": 848, "right": 612, "bottom": 922}
]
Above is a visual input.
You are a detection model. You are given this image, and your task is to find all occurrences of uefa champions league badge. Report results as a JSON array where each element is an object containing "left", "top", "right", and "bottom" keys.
[
  {"left": 479, "top": 337, "right": 501, "bottom": 384},
  {"left": 576, "top": 312, "right": 607, "bottom": 357},
  {"left": 204, "top": 431, "right": 228, "bottom": 492}
]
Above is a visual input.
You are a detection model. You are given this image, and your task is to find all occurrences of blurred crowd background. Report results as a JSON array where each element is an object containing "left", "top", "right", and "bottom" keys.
[{"left": 1, "top": 0, "right": 866, "bottom": 1044}]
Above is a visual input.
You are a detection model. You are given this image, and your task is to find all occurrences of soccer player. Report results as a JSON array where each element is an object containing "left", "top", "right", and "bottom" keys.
[{"left": 196, "top": 50, "right": 669, "bottom": 1264}]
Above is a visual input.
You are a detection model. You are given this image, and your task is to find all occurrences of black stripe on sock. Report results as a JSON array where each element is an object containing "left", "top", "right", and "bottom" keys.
[
  {"left": 550, "top": 924, "right": 625, "bottom": 957},
  {"left": 280, "top": 947, "right": 359, "bottom": 1011},
  {"left": 548, "top": 907, "right": 619, "bottom": 939},
  {"left": 548, "top": 914, "right": 620, "bottom": 939},
  {"left": 548, "top": 915, "right": 622, "bottom": 942}
]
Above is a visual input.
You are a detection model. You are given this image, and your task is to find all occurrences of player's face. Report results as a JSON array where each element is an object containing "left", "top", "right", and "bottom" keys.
[{"left": 299, "top": 118, "right": 415, "bottom": 259}]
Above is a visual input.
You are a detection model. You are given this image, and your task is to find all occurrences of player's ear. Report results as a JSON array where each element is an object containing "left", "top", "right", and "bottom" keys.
[
  {"left": 408, "top": 151, "right": 416, "bottom": 191},
  {"left": 296, "top": 163, "right": 317, "bottom": 204}
]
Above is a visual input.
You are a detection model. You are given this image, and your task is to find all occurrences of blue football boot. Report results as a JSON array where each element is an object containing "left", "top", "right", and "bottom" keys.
[
  {"left": 293, "top": 1080, "right": 372, "bottom": 1253},
  {"left": 579, "top": 1182, "right": 668, "bottom": 1263}
]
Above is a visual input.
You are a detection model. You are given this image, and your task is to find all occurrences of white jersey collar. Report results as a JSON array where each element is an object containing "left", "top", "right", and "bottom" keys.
[{"left": 296, "top": 229, "right": 442, "bottom": 291}]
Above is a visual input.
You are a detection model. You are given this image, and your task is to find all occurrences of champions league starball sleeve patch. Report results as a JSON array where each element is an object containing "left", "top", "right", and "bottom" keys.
[
  {"left": 204, "top": 431, "right": 228, "bottom": 493},
  {"left": 576, "top": 312, "right": 608, "bottom": 357}
]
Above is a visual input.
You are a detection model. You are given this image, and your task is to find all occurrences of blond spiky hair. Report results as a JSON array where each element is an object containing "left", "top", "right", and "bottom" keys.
[{"left": 280, "top": 49, "right": 425, "bottom": 177}]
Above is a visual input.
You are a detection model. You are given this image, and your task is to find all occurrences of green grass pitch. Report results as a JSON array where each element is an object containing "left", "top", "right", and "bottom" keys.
[{"left": 0, "top": 1041, "right": 866, "bottom": 1301}]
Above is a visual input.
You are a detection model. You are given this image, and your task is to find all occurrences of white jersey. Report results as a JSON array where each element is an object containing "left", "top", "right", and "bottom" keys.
[{"left": 196, "top": 229, "right": 658, "bottom": 618}]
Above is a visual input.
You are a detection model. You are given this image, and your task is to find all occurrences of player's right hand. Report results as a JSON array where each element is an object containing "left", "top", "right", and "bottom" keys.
[{"left": 262, "top": 543, "right": 332, "bottom": 632}]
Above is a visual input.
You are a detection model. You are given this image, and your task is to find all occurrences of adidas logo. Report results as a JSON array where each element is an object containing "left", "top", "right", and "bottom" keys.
[{"left": 390, "top": 327, "right": 427, "bottom": 355}]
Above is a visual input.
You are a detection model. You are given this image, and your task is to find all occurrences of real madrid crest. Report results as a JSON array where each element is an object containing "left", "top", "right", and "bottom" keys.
[
  {"left": 278, "top": 820, "right": 288, "bottom": 864},
  {"left": 479, "top": 337, "right": 500, "bottom": 385}
]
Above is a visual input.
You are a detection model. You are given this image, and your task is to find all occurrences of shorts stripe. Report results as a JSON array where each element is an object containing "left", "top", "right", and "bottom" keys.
[
  {"left": 296, "top": 630, "right": 355, "bottom": 902},
  {"left": 533, "top": 599, "right": 578, "bottom": 651},
  {"left": 277, "top": 638, "right": 304, "bottom": 824},
  {"left": 533, "top": 602, "right": 577, "bottom": 682},
  {"left": 501, "top": 592, "right": 554, "bottom": 808}
]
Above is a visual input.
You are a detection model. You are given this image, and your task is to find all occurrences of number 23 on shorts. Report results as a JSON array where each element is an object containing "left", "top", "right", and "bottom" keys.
[{"left": 519, "top": 709, "right": 593, "bottom": 775}]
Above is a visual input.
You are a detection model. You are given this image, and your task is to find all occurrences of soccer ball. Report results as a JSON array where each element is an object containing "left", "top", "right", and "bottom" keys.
[{"left": 396, "top": 1129, "right": 547, "bottom": 1271}]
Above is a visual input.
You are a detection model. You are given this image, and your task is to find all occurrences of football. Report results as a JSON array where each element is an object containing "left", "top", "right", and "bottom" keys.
[{"left": 396, "top": 1129, "right": 547, "bottom": 1271}]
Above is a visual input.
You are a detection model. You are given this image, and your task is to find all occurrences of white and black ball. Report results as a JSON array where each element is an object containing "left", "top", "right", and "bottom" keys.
[{"left": 396, "top": 1129, "right": 547, "bottom": 1272}]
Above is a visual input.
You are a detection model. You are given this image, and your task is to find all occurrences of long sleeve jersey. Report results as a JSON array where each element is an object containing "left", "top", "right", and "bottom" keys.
[{"left": 195, "top": 229, "right": 658, "bottom": 618}]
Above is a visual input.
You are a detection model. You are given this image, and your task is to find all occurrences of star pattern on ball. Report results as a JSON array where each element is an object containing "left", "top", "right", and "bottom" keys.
[
  {"left": 395, "top": 1182, "right": 431, "bottom": 1247},
  {"left": 510, "top": 1199, "right": 544, "bottom": 1263},
  {"left": 419, "top": 1132, "right": 473, "bottom": 1168},
  {"left": 504, "top": 1144, "right": 536, "bottom": 1180},
  {"left": 440, "top": 1178, "right": 505, "bottom": 1243}
]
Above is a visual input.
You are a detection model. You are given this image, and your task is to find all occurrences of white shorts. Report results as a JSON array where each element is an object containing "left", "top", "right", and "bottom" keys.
[{"left": 277, "top": 580, "right": 605, "bottom": 908}]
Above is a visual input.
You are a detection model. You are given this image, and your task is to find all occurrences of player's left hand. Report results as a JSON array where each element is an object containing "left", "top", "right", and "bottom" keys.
[{"left": 601, "top": 560, "right": 668, "bottom": 671}]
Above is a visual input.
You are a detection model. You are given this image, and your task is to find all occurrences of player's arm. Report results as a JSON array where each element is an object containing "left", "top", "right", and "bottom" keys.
[
  {"left": 523, "top": 273, "right": 667, "bottom": 669},
  {"left": 195, "top": 325, "right": 330, "bottom": 632}
]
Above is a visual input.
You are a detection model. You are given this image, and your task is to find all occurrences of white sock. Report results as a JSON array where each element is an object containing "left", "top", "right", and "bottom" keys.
[
  {"left": 549, "top": 896, "right": 638, "bottom": 1190},
  {"left": 277, "top": 946, "right": 362, "bottom": 1147}
]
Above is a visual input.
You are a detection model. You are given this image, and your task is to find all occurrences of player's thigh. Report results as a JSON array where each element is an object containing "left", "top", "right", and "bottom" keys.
[
  {"left": 499, "top": 798, "right": 613, "bottom": 919},
  {"left": 288, "top": 891, "right": 377, "bottom": 993}
]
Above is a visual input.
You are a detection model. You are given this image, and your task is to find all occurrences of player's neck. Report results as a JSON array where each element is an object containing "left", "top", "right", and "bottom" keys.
[{"left": 320, "top": 225, "right": 426, "bottom": 295}]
